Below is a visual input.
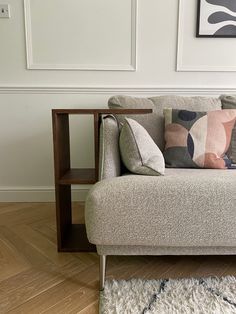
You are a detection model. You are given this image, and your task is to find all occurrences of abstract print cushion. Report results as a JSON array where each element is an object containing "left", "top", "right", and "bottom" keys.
[
  {"left": 220, "top": 95, "right": 236, "bottom": 164},
  {"left": 163, "top": 109, "right": 236, "bottom": 169}
]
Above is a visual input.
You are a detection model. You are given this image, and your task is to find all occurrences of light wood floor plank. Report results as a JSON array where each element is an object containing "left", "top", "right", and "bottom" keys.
[
  {"left": 0, "top": 203, "right": 34, "bottom": 215},
  {"left": 0, "top": 226, "right": 51, "bottom": 267},
  {"left": 30, "top": 220, "right": 57, "bottom": 245},
  {"left": 79, "top": 301, "right": 99, "bottom": 314},
  {"left": 11, "top": 224, "right": 76, "bottom": 267},
  {"left": 8, "top": 265, "right": 99, "bottom": 314},
  {"left": 0, "top": 203, "right": 54, "bottom": 226},
  {"left": 0, "top": 238, "right": 29, "bottom": 282}
]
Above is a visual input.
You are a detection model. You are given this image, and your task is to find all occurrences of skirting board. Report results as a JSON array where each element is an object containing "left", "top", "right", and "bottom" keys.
[{"left": 0, "top": 186, "right": 91, "bottom": 202}]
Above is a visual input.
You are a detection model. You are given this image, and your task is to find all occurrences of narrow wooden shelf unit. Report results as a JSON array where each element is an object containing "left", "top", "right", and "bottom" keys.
[{"left": 52, "top": 108, "right": 152, "bottom": 252}]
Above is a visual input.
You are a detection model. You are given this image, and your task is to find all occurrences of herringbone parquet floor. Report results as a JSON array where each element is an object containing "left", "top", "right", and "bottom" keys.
[{"left": 1, "top": 202, "right": 236, "bottom": 313}]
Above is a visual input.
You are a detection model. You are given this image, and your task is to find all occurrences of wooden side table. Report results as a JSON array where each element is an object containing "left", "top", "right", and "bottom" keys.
[{"left": 52, "top": 108, "right": 152, "bottom": 252}]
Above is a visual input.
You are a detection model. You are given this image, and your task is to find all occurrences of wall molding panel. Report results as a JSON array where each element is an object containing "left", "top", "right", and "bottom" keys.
[
  {"left": 24, "top": 0, "right": 137, "bottom": 71},
  {"left": 177, "top": 0, "right": 236, "bottom": 72},
  {"left": 0, "top": 85, "right": 236, "bottom": 95}
]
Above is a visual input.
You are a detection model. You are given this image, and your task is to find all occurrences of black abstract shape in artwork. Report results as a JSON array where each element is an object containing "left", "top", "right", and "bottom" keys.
[
  {"left": 208, "top": 11, "right": 236, "bottom": 23},
  {"left": 206, "top": 0, "right": 236, "bottom": 13},
  {"left": 214, "top": 24, "right": 236, "bottom": 35}
]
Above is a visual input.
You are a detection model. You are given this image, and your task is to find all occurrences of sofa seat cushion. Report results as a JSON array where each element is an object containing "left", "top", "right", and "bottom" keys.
[{"left": 85, "top": 169, "right": 236, "bottom": 247}]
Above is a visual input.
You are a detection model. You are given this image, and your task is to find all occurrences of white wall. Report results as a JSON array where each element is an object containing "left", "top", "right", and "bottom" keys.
[{"left": 1, "top": 0, "right": 236, "bottom": 202}]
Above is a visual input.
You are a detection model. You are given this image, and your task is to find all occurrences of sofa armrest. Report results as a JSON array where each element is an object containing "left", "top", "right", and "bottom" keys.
[{"left": 99, "top": 114, "right": 121, "bottom": 180}]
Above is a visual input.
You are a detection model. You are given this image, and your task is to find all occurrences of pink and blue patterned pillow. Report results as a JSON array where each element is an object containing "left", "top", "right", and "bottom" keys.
[
  {"left": 221, "top": 95, "right": 236, "bottom": 164},
  {"left": 163, "top": 109, "right": 236, "bottom": 169}
]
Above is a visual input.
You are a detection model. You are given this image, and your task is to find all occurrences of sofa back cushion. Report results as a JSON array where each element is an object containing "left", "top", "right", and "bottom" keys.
[{"left": 108, "top": 95, "right": 221, "bottom": 151}]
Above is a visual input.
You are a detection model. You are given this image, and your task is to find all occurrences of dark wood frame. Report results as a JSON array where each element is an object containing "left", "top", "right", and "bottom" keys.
[
  {"left": 196, "top": 0, "right": 236, "bottom": 38},
  {"left": 52, "top": 108, "right": 152, "bottom": 252}
]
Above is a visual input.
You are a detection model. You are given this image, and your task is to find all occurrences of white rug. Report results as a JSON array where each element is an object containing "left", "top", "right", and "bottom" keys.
[{"left": 100, "top": 276, "right": 236, "bottom": 314}]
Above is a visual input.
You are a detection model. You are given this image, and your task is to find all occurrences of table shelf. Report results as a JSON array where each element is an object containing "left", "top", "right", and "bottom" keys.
[{"left": 59, "top": 168, "right": 96, "bottom": 185}]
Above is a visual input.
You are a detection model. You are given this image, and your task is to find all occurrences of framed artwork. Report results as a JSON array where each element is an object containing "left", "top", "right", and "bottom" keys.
[{"left": 197, "top": 0, "right": 236, "bottom": 37}]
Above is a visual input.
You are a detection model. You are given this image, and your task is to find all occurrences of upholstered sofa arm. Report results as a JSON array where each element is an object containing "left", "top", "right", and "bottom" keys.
[{"left": 99, "top": 114, "right": 121, "bottom": 180}]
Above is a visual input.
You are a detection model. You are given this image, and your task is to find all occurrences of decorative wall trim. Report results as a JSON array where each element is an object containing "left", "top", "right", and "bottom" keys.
[
  {"left": 176, "top": 0, "right": 236, "bottom": 72},
  {"left": 0, "top": 186, "right": 91, "bottom": 202},
  {"left": 23, "top": 0, "right": 137, "bottom": 71},
  {"left": 176, "top": 0, "right": 185, "bottom": 72},
  {"left": 0, "top": 85, "right": 236, "bottom": 95}
]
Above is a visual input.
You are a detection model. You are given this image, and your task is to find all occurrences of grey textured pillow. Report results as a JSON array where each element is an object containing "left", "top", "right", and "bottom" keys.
[
  {"left": 220, "top": 95, "right": 236, "bottom": 164},
  {"left": 119, "top": 118, "right": 165, "bottom": 176}
]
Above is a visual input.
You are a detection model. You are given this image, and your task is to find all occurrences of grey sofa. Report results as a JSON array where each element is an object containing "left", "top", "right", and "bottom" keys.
[{"left": 85, "top": 95, "right": 236, "bottom": 290}]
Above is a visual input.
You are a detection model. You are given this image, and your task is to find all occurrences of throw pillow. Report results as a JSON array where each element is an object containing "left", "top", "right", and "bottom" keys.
[
  {"left": 163, "top": 108, "right": 236, "bottom": 169},
  {"left": 119, "top": 118, "right": 165, "bottom": 176},
  {"left": 220, "top": 95, "right": 236, "bottom": 164}
]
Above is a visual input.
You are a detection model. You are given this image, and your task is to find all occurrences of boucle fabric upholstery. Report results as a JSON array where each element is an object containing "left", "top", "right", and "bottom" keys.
[
  {"left": 96, "top": 245, "right": 236, "bottom": 256},
  {"left": 119, "top": 118, "right": 165, "bottom": 176},
  {"left": 99, "top": 115, "right": 121, "bottom": 180},
  {"left": 108, "top": 95, "right": 221, "bottom": 151},
  {"left": 85, "top": 168, "right": 236, "bottom": 247}
]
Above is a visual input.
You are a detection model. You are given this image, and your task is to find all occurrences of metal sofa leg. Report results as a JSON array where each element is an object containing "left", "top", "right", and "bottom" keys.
[{"left": 100, "top": 255, "right": 107, "bottom": 291}]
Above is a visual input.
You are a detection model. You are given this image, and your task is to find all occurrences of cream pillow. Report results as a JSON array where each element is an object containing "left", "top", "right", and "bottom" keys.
[{"left": 119, "top": 118, "right": 165, "bottom": 176}]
